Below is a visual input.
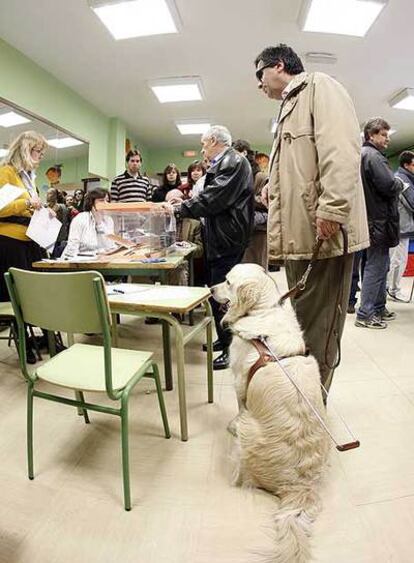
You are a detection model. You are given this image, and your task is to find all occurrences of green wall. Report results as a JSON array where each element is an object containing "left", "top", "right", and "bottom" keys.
[
  {"left": 36, "top": 154, "right": 89, "bottom": 199},
  {"left": 145, "top": 143, "right": 272, "bottom": 175},
  {"left": 0, "top": 38, "right": 125, "bottom": 180}
]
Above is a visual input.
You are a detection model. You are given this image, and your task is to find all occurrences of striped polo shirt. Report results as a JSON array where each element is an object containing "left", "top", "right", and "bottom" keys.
[{"left": 110, "top": 170, "right": 151, "bottom": 202}]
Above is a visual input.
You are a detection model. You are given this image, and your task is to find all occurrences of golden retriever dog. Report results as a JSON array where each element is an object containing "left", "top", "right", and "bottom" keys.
[{"left": 211, "top": 263, "right": 329, "bottom": 563}]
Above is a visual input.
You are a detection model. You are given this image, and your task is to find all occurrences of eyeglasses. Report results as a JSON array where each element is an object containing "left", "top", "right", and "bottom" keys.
[
  {"left": 255, "top": 63, "right": 275, "bottom": 83},
  {"left": 32, "top": 147, "right": 46, "bottom": 158}
]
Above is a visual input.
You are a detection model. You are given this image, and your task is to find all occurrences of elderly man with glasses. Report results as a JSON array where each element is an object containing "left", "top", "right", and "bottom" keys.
[
  {"left": 169, "top": 125, "right": 254, "bottom": 370},
  {"left": 254, "top": 44, "right": 369, "bottom": 396}
]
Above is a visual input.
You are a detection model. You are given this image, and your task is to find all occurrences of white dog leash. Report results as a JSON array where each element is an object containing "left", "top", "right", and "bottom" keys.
[{"left": 258, "top": 336, "right": 360, "bottom": 452}]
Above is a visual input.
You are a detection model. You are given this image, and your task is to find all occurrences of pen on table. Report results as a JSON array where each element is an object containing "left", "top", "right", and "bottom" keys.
[{"left": 112, "top": 289, "right": 125, "bottom": 294}]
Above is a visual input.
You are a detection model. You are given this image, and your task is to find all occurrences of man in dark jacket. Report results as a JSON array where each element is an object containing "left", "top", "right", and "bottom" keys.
[
  {"left": 356, "top": 118, "right": 402, "bottom": 329},
  {"left": 387, "top": 151, "right": 414, "bottom": 301},
  {"left": 173, "top": 125, "right": 254, "bottom": 369}
]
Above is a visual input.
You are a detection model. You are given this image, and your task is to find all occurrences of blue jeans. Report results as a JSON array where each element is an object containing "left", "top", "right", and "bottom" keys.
[{"left": 357, "top": 246, "right": 390, "bottom": 320}]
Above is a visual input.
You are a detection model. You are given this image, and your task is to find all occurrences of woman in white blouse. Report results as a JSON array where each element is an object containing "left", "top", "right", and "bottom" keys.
[{"left": 61, "top": 188, "right": 116, "bottom": 260}]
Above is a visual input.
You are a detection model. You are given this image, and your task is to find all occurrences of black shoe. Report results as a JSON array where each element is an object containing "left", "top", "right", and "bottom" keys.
[
  {"left": 213, "top": 350, "right": 230, "bottom": 370},
  {"left": 347, "top": 304, "right": 356, "bottom": 314},
  {"left": 145, "top": 317, "right": 161, "bottom": 325},
  {"left": 55, "top": 342, "right": 67, "bottom": 354},
  {"left": 25, "top": 347, "right": 37, "bottom": 364},
  {"left": 202, "top": 339, "right": 225, "bottom": 352}
]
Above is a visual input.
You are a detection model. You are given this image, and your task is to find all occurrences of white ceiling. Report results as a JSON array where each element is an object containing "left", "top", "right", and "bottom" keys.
[{"left": 0, "top": 0, "right": 413, "bottom": 154}]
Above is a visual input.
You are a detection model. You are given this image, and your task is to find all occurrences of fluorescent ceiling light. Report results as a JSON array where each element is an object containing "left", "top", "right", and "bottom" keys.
[
  {"left": 270, "top": 118, "right": 278, "bottom": 134},
  {"left": 0, "top": 148, "right": 9, "bottom": 157},
  {"left": 0, "top": 111, "right": 31, "bottom": 128},
  {"left": 48, "top": 137, "right": 84, "bottom": 149},
  {"left": 176, "top": 121, "right": 211, "bottom": 135},
  {"left": 90, "top": 0, "right": 180, "bottom": 40},
  {"left": 389, "top": 88, "right": 414, "bottom": 111},
  {"left": 299, "top": 0, "right": 387, "bottom": 37},
  {"left": 149, "top": 77, "right": 203, "bottom": 103}
]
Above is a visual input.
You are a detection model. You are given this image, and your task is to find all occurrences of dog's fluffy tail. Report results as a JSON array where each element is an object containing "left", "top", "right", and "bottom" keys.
[{"left": 258, "top": 491, "right": 321, "bottom": 563}]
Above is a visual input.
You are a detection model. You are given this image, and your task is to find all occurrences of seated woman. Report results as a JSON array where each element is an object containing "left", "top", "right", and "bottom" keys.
[
  {"left": 61, "top": 188, "right": 116, "bottom": 260},
  {"left": 152, "top": 163, "right": 182, "bottom": 202}
]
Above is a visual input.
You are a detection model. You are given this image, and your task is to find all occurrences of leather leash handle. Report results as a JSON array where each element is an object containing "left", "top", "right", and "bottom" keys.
[
  {"left": 278, "top": 237, "right": 324, "bottom": 305},
  {"left": 336, "top": 441, "right": 360, "bottom": 452}
]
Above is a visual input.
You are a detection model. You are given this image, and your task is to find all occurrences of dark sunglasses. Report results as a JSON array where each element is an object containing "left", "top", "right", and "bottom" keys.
[{"left": 255, "top": 63, "right": 275, "bottom": 82}]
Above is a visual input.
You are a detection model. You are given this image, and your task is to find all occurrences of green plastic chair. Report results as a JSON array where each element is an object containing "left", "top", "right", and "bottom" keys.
[{"left": 5, "top": 268, "right": 170, "bottom": 511}]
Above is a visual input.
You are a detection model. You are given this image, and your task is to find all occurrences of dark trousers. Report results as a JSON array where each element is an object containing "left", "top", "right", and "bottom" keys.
[
  {"left": 0, "top": 235, "right": 43, "bottom": 302},
  {"left": 348, "top": 250, "right": 367, "bottom": 306},
  {"left": 208, "top": 250, "right": 245, "bottom": 348},
  {"left": 285, "top": 254, "right": 353, "bottom": 394}
]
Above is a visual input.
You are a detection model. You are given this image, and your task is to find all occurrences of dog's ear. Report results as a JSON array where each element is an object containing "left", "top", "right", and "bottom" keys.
[{"left": 223, "top": 280, "right": 260, "bottom": 324}]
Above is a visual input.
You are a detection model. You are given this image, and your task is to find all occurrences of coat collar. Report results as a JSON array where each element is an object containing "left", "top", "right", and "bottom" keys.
[
  {"left": 268, "top": 73, "right": 310, "bottom": 170},
  {"left": 397, "top": 166, "right": 414, "bottom": 184},
  {"left": 362, "top": 140, "right": 386, "bottom": 155}
]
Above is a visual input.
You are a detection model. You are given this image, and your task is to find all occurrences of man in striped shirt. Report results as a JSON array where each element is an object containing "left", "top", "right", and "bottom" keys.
[{"left": 110, "top": 149, "right": 151, "bottom": 202}]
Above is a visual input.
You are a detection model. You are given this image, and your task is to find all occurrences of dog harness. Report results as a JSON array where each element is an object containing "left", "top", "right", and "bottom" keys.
[
  {"left": 247, "top": 339, "right": 277, "bottom": 388},
  {"left": 247, "top": 339, "right": 308, "bottom": 388}
]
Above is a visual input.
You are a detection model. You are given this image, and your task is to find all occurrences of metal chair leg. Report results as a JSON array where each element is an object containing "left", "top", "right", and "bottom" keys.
[
  {"left": 75, "top": 391, "right": 90, "bottom": 423},
  {"left": 151, "top": 363, "right": 171, "bottom": 438},
  {"left": 120, "top": 396, "right": 131, "bottom": 511},
  {"left": 27, "top": 381, "right": 34, "bottom": 480}
]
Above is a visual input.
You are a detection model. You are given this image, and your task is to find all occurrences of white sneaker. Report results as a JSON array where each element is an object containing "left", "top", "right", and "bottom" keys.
[{"left": 387, "top": 289, "right": 409, "bottom": 303}]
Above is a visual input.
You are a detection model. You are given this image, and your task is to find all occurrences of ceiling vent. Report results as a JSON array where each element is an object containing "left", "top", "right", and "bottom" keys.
[{"left": 304, "top": 52, "right": 337, "bottom": 64}]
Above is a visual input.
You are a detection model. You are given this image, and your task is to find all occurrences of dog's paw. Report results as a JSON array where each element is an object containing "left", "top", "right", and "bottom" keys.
[{"left": 227, "top": 416, "right": 239, "bottom": 437}]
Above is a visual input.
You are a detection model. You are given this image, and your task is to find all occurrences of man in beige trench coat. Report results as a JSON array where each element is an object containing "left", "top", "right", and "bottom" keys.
[{"left": 255, "top": 44, "right": 370, "bottom": 395}]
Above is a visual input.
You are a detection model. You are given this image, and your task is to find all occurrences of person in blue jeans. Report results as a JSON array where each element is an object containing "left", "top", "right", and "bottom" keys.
[{"left": 356, "top": 118, "right": 402, "bottom": 329}]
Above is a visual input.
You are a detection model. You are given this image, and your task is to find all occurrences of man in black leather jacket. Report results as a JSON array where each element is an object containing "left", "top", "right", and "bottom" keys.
[
  {"left": 356, "top": 117, "right": 402, "bottom": 329},
  {"left": 173, "top": 125, "right": 254, "bottom": 369}
]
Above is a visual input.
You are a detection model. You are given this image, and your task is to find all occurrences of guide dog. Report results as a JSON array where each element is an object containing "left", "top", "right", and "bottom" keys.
[{"left": 211, "top": 263, "right": 329, "bottom": 562}]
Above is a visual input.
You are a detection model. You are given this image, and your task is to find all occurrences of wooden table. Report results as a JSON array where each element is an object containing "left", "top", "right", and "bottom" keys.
[
  {"left": 107, "top": 284, "right": 213, "bottom": 442},
  {"left": 32, "top": 248, "right": 194, "bottom": 284}
]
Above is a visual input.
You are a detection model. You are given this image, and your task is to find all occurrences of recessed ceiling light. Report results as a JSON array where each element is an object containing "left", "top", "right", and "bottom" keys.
[
  {"left": 389, "top": 88, "right": 414, "bottom": 111},
  {"left": 90, "top": 0, "right": 180, "bottom": 40},
  {"left": 175, "top": 121, "right": 211, "bottom": 135},
  {"left": 0, "top": 148, "right": 9, "bottom": 157},
  {"left": 149, "top": 77, "right": 204, "bottom": 103},
  {"left": 299, "top": 0, "right": 387, "bottom": 37},
  {"left": 48, "top": 137, "right": 84, "bottom": 149},
  {"left": 0, "top": 111, "right": 31, "bottom": 128},
  {"left": 270, "top": 118, "right": 278, "bottom": 134}
]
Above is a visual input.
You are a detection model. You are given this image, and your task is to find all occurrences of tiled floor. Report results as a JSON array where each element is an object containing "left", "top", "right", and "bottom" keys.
[{"left": 1, "top": 272, "right": 414, "bottom": 562}]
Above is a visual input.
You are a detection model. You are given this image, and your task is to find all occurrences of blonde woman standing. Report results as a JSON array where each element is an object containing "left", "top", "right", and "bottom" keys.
[{"left": 0, "top": 131, "right": 47, "bottom": 303}]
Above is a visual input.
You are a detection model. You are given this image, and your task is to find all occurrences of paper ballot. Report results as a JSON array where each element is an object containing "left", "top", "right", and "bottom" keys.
[
  {"left": 26, "top": 208, "right": 62, "bottom": 251},
  {"left": 0, "top": 183, "right": 25, "bottom": 210}
]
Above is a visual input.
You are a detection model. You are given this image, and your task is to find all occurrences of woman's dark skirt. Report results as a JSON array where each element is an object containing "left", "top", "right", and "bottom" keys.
[{"left": 0, "top": 235, "right": 43, "bottom": 302}]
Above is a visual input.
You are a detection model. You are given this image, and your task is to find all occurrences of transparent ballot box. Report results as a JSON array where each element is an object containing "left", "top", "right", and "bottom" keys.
[{"left": 95, "top": 202, "right": 176, "bottom": 258}]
